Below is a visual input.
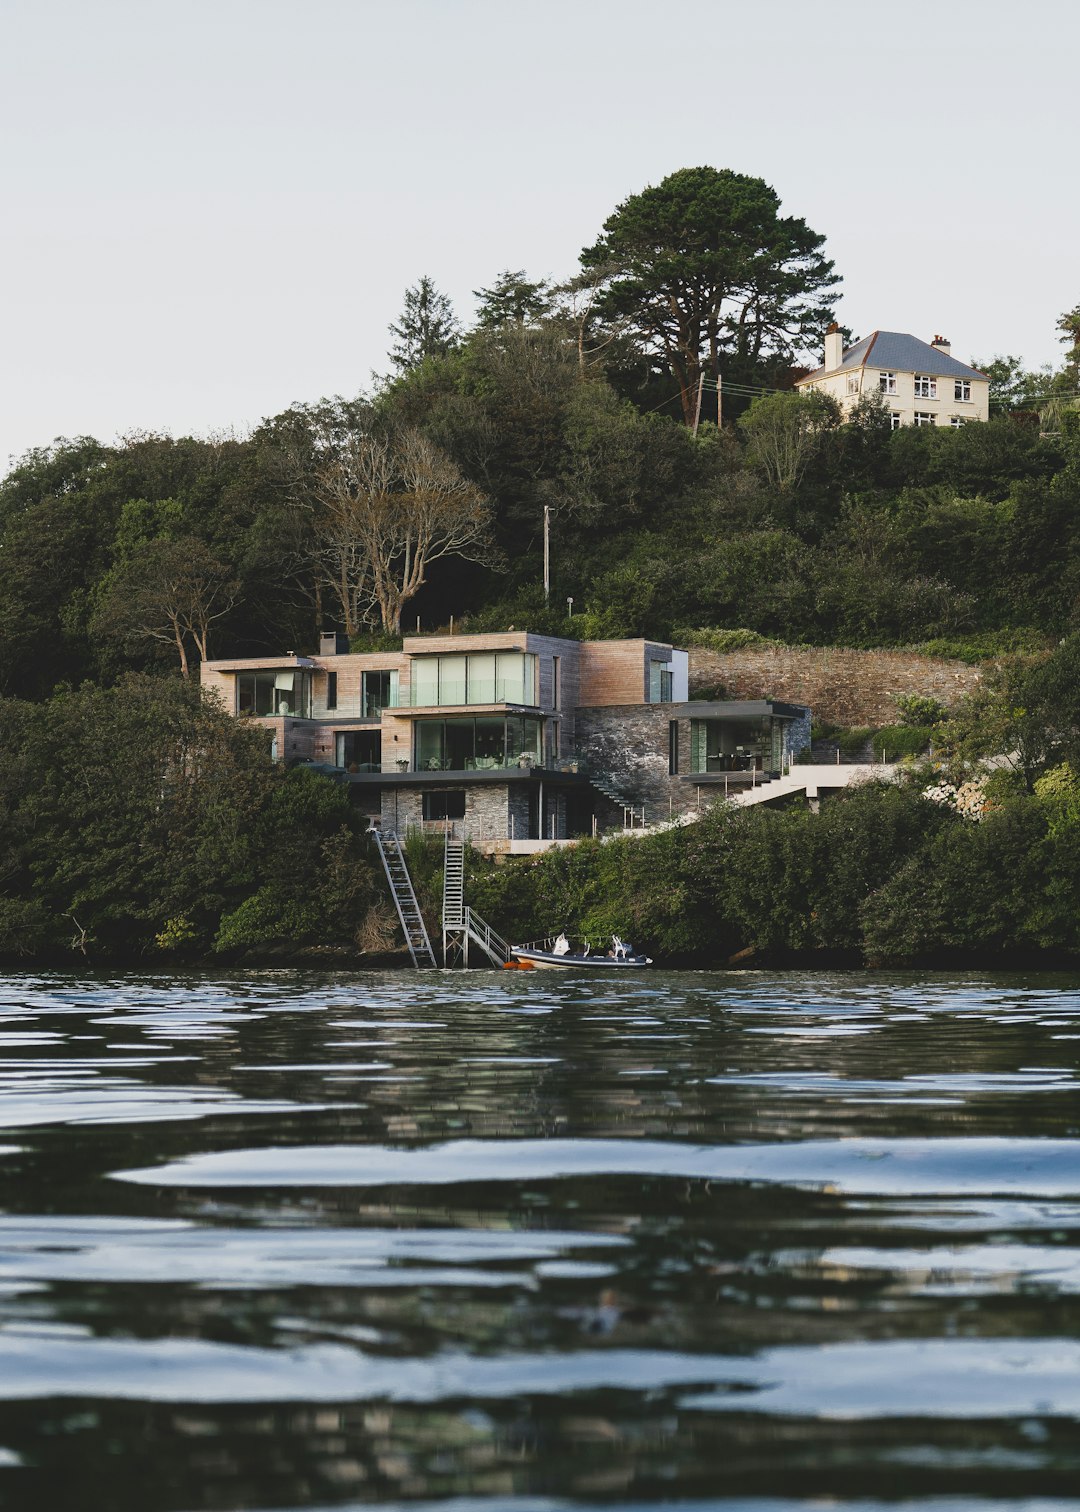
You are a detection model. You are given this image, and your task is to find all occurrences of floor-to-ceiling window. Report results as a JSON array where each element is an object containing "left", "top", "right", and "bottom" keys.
[
  {"left": 689, "top": 718, "right": 773, "bottom": 773},
  {"left": 409, "top": 652, "right": 538, "bottom": 706},
  {"left": 237, "top": 670, "right": 312, "bottom": 717},
  {"left": 335, "top": 730, "right": 381, "bottom": 770},
  {"left": 362, "top": 670, "right": 399, "bottom": 716},
  {"left": 413, "top": 715, "right": 543, "bottom": 769}
]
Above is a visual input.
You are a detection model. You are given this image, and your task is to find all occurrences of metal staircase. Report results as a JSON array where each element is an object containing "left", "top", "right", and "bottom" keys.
[
  {"left": 441, "top": 833, "right": 511, "bottom": 967},
  {"left": 371, "top": 828, "right": 437, "bottom": 969},
  {"left": 443, "top": 836, "right": 465, "bottom": 931},
  {"left": 463, "top": 907, "right": 512, "bottom": 967},
  {"left": 589, "top": 770, "right": 646, "bottom": 830}
]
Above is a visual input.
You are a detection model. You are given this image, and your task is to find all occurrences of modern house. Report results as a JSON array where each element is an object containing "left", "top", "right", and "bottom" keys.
[
  {"left": 201, "top": 632, "right": 811, "bottom": 850},
  {"left": 797, "top": 326, "right": 990, "bottom": 428}
]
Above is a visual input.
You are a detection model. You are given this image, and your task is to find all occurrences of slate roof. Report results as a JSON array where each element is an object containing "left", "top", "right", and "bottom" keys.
[{"left": 800, "top": 331, "right": 987, "bottom": 384}]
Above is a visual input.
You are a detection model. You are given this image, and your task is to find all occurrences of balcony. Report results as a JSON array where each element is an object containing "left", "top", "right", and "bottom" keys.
[{"left": 408, "top": 680, "right": 539, "bottom": 709}]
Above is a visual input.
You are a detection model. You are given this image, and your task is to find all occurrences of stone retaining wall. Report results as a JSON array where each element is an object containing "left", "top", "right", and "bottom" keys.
[{"left": 688, "top": 647, "right": 983, "bottom": 727}]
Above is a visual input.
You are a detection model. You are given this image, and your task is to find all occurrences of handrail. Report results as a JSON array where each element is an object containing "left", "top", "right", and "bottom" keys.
[{"left": 464, "top": 906, "right": 511, "bottom": 966}]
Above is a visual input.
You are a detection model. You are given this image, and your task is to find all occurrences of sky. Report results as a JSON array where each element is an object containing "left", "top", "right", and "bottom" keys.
[{"left": 1, "top": 0, "right": 1077, "bottom": 474}]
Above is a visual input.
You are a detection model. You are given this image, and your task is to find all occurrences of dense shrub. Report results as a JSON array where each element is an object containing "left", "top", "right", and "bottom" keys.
[
  {"left": 872, "top": 725, "right": 935, "bottom": 760},
  {"left": 0, "top": 678, "right": 380, "bottom": 962},
  {"left": 470, "top": 780, "right": 1080, "bottom": 966},
  {"left": 894, "top": 693, "right": 948, "bottom": 726}
]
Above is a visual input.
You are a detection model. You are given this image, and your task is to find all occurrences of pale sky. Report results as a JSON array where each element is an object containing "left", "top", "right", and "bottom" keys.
[{"left": 1, "top": 0, "right": 1077, "bottom": 474}]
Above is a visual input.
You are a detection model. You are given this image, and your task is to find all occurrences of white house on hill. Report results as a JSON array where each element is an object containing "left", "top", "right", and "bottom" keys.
[{"left": 797, "top": 326, "right": 990, "bottom": 429}]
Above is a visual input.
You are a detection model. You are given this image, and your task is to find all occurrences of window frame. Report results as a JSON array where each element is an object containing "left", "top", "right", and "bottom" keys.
[
  {"left": 362, "top": 669, "right": 398, "bottom": 718},
  {"left": 236, "top": 669, "right": 311, "bottom": 718},
  {"left": 422, "top": 791, "right": 466, "bottom": 821}
]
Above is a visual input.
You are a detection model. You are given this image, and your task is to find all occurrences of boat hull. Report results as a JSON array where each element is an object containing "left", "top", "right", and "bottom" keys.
[{"left": 510, "top": 948, "right": 652, "bottom": 970}]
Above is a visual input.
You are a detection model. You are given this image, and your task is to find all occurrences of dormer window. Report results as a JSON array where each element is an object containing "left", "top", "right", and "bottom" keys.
[
  {"left": 914, "top": 375, "right": 937, "bottom": 399},
  {"left": 878, "top": 372, "right": 897, "bottom": 394}
]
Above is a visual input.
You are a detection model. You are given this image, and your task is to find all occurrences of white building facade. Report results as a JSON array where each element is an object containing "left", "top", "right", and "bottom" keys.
[{"left": 797, "top": 327, "right": 990, "bottom": 429}]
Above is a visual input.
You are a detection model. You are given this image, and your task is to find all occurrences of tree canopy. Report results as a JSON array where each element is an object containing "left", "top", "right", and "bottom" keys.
[
  {"left": 472, "top": 269, "right": 552, "bottom": 330},
  {"left": 387, "top": 276, "right": 460, "bottom": 372},
  {"left": 580, "top": 166, "right": 839, "bottom": 424}
]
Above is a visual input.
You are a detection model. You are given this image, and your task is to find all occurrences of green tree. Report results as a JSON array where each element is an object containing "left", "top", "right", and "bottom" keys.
[
  {"left": 91, "top": 536, "right": 240, "bottom": 678},
  {"left": 969, "top": 355, "right": 1050, "bottom": 414},
  {"left": 942, "top": 639, "right": 1080, "bottom": 791},
  {"left": 0, "top": 677, "right": 380, "bottom": 961},
  {"left": 738, "top": 389, "right": 840, "bottom": 491},
  {"left": 472, "top": 269, "right": 552, "bottom": 329},
  {"left": 387, "top": 276, "right": 460, "bottom": 372},
  {"left": 580, "top": 167, "right": 839, "bottom": 425},
  {"left": 1057, "top": 303, "right": 1080, "bottom": 387}
]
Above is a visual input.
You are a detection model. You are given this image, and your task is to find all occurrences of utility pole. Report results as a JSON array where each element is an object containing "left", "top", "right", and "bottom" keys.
[
  {"left": 692, "top": 371, "right": 705, "bottom": 436},
  {"left": 543, "top": 504, "right": 550, "bottom": 601},
  {"left": 716, "top": 373, "right": 722, "bottom": 428}
]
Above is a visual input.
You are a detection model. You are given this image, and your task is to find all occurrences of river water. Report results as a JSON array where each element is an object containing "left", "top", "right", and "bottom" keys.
[{"left": 1, "top": 968, "right": 1080, "bottom": 1511}]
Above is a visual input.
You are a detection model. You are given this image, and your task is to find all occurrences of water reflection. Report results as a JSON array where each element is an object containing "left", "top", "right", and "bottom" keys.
[{"left": 0, "top": 968, "right": 1078, "bottom": 1508}]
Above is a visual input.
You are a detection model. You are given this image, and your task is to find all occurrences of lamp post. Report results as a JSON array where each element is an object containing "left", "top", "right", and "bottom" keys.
[
  {"left": 543, "top": 505, "right": 550, "bottom": 602},
  {"left": 566, "top": 596, "right": 574, "bottom": 619}
]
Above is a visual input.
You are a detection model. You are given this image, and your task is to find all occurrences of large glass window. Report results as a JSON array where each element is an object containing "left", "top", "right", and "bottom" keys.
[
  {"left": 689, "top": 719, "right": 769, "bottom": 773},
  {"left": 409, "top": 652, "right": 538, "bottom": 706},
  {"left": 649, "top": 661, "right": 674, "bottom": 703},
  {"left": 437, "top": 654, "right": 468, "bottom": 707},
  {"left": 362, "top": 669, "right": 399, "bottom": 716},
  {"left": 413, "top": 715, "right": 543, "bottom": 769},
  {"left": 237, "top": 670, "right": 311, "bottom": 717},
  {"left": 336, "top": 730, "right": 381, "bottom": 770},
  {"left": 411, "top": 657, "right": 440, "bottom": 706},
  {"left": 467, "top": 652, "right": 497, "bottom": 704}
]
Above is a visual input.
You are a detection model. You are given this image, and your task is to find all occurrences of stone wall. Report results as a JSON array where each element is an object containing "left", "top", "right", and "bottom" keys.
[
  {"left": 577, "top": 703, "right": 812, "bottom": 827},
  {"left": 688, "top": 647, "right": 982, "bottom": 727}
]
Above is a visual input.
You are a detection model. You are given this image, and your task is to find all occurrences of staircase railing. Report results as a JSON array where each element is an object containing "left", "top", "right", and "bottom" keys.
[
  {"left": 371, "top": 827, "right": 437, "bottom": 969},
  {"left": 464, "top": 906, "right": 512, "bottom": 967}
]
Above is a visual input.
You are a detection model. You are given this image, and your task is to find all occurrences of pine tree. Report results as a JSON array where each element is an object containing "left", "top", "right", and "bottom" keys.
[
  {"left": 387, "top": 276, "right": 460, "bottom": 372},
  {"left": 472, "top": 269, "right": 552, "bottom": 330}
]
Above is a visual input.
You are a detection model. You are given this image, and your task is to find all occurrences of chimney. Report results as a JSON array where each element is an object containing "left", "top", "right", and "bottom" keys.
[
  {"left": 824, "top": 321, "right": 843, "bottom": 371},
  {"left": 931, "top": 334, "right": 951, "bottom": 354},
  {"left": 319, "top": 631, "right": 350, "bottom": 656}
]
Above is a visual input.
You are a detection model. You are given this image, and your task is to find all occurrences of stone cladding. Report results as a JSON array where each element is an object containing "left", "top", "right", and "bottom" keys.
[{"left": 688, "top": 647, "right": 982, "bottom": 727}]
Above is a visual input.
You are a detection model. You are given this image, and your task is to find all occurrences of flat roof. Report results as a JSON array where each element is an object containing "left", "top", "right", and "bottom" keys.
[
  {"left": 344, "top": 768, "right": 590, "bottom": 787},
  {"left": 674, "top": 699, "right": 808, "bottom": 720}
]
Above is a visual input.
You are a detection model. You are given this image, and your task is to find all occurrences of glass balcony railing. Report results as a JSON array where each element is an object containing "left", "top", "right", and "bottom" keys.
[{"left": 409, "top": 679, "right": 534, "bottom": 707}]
